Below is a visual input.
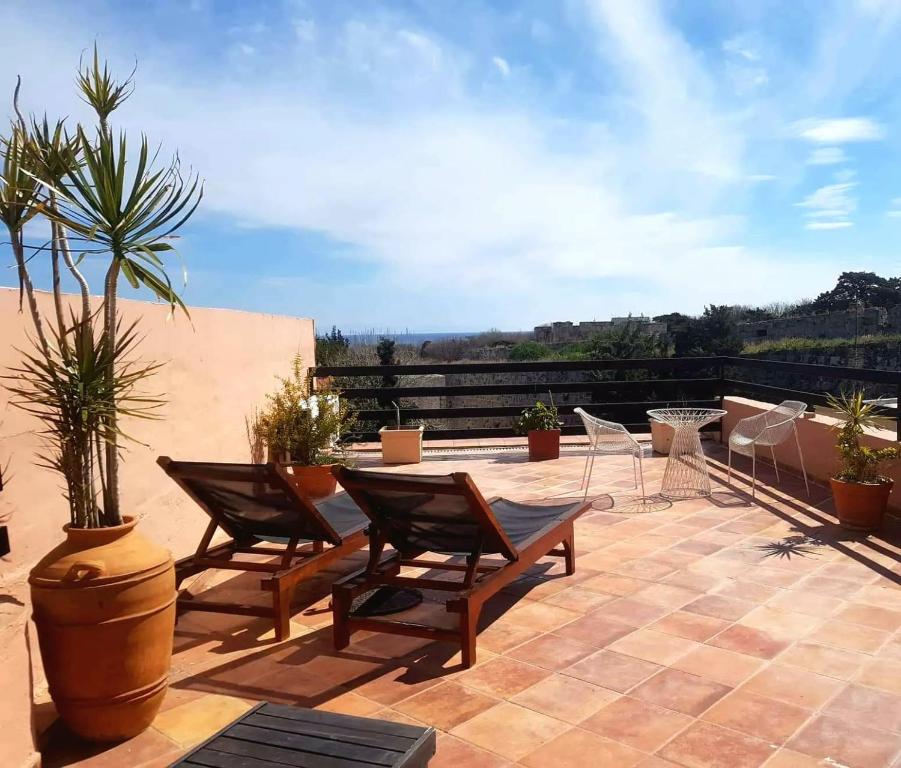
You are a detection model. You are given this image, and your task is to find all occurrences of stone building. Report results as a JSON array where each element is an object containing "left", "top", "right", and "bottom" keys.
[{"left": 534, "top": 317, "right": 667, "bottom": 344}]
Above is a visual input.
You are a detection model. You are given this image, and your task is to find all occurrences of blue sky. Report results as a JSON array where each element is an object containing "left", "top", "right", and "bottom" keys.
[{"left": 2, "top": 0, "right": 901, "bottom": 333}]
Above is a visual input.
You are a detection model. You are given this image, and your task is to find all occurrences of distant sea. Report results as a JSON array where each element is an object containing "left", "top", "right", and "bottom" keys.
[{"left": 347, "top": 331, "right": 477, "bottom": 346}]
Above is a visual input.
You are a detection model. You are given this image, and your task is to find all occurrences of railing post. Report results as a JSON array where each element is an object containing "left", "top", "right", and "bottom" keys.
[{"left": 896, "top": 383, "right": 900, "bottom": 443}]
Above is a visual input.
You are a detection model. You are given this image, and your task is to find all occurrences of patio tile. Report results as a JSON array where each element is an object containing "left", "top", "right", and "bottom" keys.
[
  {"left": 787, "top": 714, "right": 901, "bottom": 768},
  {"left": 855, "top": 657, "right": 901, "bottom": 695},
  {"left": 506, "top": 633, "right": 596, "bottom": 671},
  {"left": 520, "top": 727, "right": 646, "bottom": 768},
  {"left": 805, "top": 619, "right": 891, "bottom": 653},
  {"left": 456, "top": 656, "right": 550, "bottom": 698},
  {"left": 713, "top": 579, "right": 779, "bottom": 603},
  {"left": 503, "top": 601, "right": 582, "bottom": 632},
  {"left": 701, "top": 689, "right": 811, "bottom": 744},
  {"left": 580, "top": 572, "right": 649, "bottom": 596},
  {"left": 683, "top": 594, "right": 755, "bottom": 622},
  {"left": 476, "top": 620, "right": 543, "bottom": 654},
  {"left": 672, "top": 645, "right": 765, "bottom": 687},
  {"left": 649, "top": 611, "right": 732, "bottom": 642},
  {"left": 582, "top": 695, "right": 693, "bottom": 752},
  {"left": 741, "top": 664, "right": 844, "bottom": 709},
  {"left": 565, "top": 650, "right": 662, "bottom": 692},
  {"left": 608, "top": 629, "right": 699, "bottom": 665},
  {"left": 658, "top": 721, "right": 777, "bottom": 768},
  {"left": 836, "top": 603, "right": 901, "bottom": 632},
  {"left": 449, "top": 702, "right": 570, "bottom": 762},
  {"left": 738, "top": 606, "right": 822, "bottom": 640},
  {"left": 767, "top": 589, "right": 843, "bottom": 618},
  {"left": 761, "top": 749, "right": 825, "bottom": 767},
  {"left": 824, "top": 683, "right": 901, "bottom": 733},
  {"left": 315, "top": 691, "right": 384, "bottom": 717},
  {"left": 777, "top": 641, "right": 869, "bottom": 680},
  {"left": 631, "top": 582, "right": 702, "bottom": 607},
  {"left": 595, "top": 597, "right": 671, "bottom": 627},
  {"left": 707, "top": 624, "right": 790, "bottom": 659},
  {"left": 393, "top": 682, "right": 497, "bottom": 730},
  {"left": 511, "top": 673, "right": 618, "bottom": 723},
  {"left": 430, "top": 734, "right": 511, "bottom": 768},
  {"left": 552, "top": 611, "right": 635, "bottom": 647},
  {"left": 631, "top": 668, "right": 732, "bottom": 716},
  {"left": 541, "top": 586, "right": 615, "bottom": 613},
  {"left": 152, "top": 693, "right": 254, "bottom": 747}
]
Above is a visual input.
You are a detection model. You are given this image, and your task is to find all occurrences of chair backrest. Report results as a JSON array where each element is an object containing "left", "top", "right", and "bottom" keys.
[
  {"left": 333, "top": 467, "right": 518, "bottom": 560},
  {"left": 574, "top": 407, "right": 638, "bottom": 452},
  {"left": 158, "top": 458, "right": 343, "bottom": 545}
]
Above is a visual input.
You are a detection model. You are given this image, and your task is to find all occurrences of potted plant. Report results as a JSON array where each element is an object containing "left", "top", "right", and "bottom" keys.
[
  {"left": 2, "top": 49, "right": 202, "bottom": 741},
  {"left": 380, "top": 401, "right": 424, "bottom": 464},
  {"left": 255, "top": 355, "right": 357, "bottom": 497},
  {"left": 514, "top": 401, "right": 562, "bottom": 461},
  {"left": 827, "top": 391, "right": 899, "bottom": 531}
]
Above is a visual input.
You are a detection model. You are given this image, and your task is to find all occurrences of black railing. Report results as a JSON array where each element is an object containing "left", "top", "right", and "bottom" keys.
[{"left": 313, "top": 356, "right": 901, "bottom": 443}]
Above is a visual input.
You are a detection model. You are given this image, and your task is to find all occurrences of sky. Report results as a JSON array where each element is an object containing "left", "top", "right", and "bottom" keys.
[{"left": 1, "top": 0, "right": 901, "bottom": 333}]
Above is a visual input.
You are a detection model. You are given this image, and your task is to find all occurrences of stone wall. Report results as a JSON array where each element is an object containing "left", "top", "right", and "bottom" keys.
[
  {"left": 535, "top": 317, "right": 667, "bottom": 344},
  {"left": 739, "top": 306, "right": 901, "bottom": 343}
]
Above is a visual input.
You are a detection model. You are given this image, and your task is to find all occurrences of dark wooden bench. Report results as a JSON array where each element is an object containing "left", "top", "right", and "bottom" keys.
[{"left": 168, "top": 702, "right": 437, "bottom": 767}]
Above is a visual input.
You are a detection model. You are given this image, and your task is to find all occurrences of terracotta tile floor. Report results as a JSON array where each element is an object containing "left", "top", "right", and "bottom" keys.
[{"left": 41, "top": 440, "right": 901, "bottom": 768}]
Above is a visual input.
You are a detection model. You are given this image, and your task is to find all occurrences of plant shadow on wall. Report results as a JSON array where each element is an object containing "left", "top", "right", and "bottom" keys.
[{"left": 0, "top": 47, "right": 202, "bottom": 741}]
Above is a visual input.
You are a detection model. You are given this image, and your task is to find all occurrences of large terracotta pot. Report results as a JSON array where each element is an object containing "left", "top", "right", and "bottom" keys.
[
  {"left": 285, "top": 463, "right": 338, "bottom": 498},
  {"left": 830, "top": 477, "right": 894, "bottom": 531},
  {"left": 29, "top": 517, "right": 176, "bottom": 742},
  {"left": 527, "top": 429, "right": 561, "bottom": 461}
]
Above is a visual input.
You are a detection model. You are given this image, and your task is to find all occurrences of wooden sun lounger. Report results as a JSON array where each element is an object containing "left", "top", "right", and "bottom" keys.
[
  {"left": 158, "top": 458, "right": 369, "bottom": 640},
  {"left": 331, "top": 467, "right": 592, "bottom": 667}
]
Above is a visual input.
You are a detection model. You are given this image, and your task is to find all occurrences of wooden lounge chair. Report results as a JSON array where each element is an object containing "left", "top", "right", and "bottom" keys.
[
  {"left": 158, "top": 458, "right": 369, "bottom": 640},
  {"left": 331, "top": 467, "right": 592, "bottom": 667}
]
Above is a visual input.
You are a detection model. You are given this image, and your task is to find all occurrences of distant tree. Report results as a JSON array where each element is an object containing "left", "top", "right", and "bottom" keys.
[
  {"left": 694, "top": 305, "right": 743, "bottom": 356},
  {"left": 376, "top": 336, "right": 398, "bottom": 398},
  {"left": 577, "top": 322, "right": 671, "bottom": 360},
  {"left": 811, "top": 271, "right": 901, "bottom": 312},
  {"left": 315, "top": 325, "right": 350, "bottom": 367},
  {"left": 509, "top": 341, "right": 552, "bottom": 361}
]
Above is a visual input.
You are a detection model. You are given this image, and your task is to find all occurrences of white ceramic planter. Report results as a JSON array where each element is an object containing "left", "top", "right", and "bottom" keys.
[{"left": 379, "top": 425, "right": 424, "bottom": 464}]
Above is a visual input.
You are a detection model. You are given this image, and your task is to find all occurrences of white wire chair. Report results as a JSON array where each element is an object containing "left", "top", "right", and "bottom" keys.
[
  {"left": 727, "top": 400, "right": 809, "bottom": 497},
  {"left": 574, "top": 407, "right": 646, "bottom": 500}
]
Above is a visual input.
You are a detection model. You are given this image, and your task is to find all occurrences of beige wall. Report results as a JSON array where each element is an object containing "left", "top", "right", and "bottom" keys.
[
  {"left": 722, "top": 396, "right": 901, "bottom": 511},
  {"left": 0, "top": 287, "right": 315, "bottom": 766}
]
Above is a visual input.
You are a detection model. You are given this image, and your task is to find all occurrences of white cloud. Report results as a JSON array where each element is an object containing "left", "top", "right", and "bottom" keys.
[
  {"left": 887, "top": 197, "right": 901, "bottom": 218},
  {"left": 294, "top": 18, "right": 317, "bottom": 43},
  {"left": 797, "top": 180, "right": 857, "bottom": 229},
  {"left": 806, "top": 146, "right": 847, "bottom": 165},
  {"left": 794, "top": 117, "right": 885, "bottom": 143},
  {"left": 722, "top": 36, "right": 759, "bottom": 61},
  {"left": 491, "top": 56, "right": 510, "bottom": 77}
]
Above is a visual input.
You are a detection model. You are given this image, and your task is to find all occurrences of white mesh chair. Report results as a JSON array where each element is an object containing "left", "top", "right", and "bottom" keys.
[
  {"left": 574, "top": 407, "right": 646, "bottom": 499},
  {"left": 727, "top": 400, "right": 809, "bottom": 497}
]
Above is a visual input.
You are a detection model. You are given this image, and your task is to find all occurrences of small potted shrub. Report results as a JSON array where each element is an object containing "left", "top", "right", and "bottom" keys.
[
  {"left": 514, "top": 401, "right": 562, "bottom": 461},
  {"left": 256, "top": 356, "right": 356, "bottom": 497},
  {"left": 827, "top": 391, "right": 899, "bottom": 531},
  {"left": 380, "top": 401, "right": 424, "bottom": 464}
]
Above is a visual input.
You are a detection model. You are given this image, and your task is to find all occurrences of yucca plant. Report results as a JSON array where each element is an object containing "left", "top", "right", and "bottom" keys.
[
  {"left": 826, "top": 391, "right": 899, "bottom": 484},
  {"left": 2, "top": 47, "right": 202, "bottom": 528}
]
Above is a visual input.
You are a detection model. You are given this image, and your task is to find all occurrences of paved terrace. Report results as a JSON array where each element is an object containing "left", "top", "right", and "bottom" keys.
[{"left": 43, "top": 440, "right": 901, "bottom": 768}]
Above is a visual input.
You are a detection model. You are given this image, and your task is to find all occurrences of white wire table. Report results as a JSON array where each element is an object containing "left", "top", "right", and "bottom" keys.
[{"left": 647, "top": 408, "right": 727, "bottom": 499}]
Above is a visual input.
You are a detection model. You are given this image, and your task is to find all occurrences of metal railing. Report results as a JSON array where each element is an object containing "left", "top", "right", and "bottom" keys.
[{"left": 313, "top": 356, "right": 901, "bottom": 443}]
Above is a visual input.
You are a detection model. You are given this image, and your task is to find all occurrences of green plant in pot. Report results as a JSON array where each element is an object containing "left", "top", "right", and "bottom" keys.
[
  {"left": 1, "top": 48, "right": 202, "bottom": 741},
  {"left": 254, "top": 355, "right": 357, "bottom": 498},
  {"left": 514, "top": 400, "right": 562, "bottom": 461},
  {"left": 827, "top": 391, "right": 899, "bottom": 531}
]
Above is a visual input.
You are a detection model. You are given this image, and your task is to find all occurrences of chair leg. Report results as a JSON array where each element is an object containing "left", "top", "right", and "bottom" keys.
[
  {"left": 632, "top": 455, "right": 638, "bottom": 489},
  {"left": 580, "top": 448, "right": 592, "bottom": 498},
  {"left": 770, "top": 445, "right": 780, "bottom": 483},
  {"left": 583, "top": 451, "right": 597, "bottom": 501},
  {"left": 332, "top": 585, "right": 353, "bottom": 650},
  {"left": 273, "top": 581, "right": 292, "bottom": 642},
  {"left": 794, "top": 424, "right": 810, "bottom": 497},
  {"left": 751, "top": 452, "right": 756, "bottom": 498},
  {"left": 637, "top": 452, "right": 646, "bottom": 498},
  {"left": 727, "top": 445, "right": 732, "bottom": 484},
  {"left": 460, "top": 603, "right": 479, "bottom": 669},
  {"left": 561, "top": 531, "right": 575, "bottom": 576}
]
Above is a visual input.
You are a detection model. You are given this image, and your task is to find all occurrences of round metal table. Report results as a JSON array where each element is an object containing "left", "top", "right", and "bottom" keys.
[{"left": 647, "top": 408, "right": 727, "bottom": 499}]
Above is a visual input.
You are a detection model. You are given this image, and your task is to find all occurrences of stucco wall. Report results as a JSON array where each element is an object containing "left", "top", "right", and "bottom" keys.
[
  {"left": 0, "top": 287, "right": 315, "bottom": 766},
  {"left": 722, "top": 396, "right": 901, "bottom": 511}
]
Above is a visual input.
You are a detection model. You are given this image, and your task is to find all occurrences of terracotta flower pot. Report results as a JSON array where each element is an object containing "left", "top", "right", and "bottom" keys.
[
  {"left": 285, "top": 463, "right": 339, "bottom": 499},
  {"left": 29, "top": 517, "right": 176, "bottom": 742},
  {"left": 830, "top": 477, "right": 894, "bottom": 531},
  {"left": 380, "top": 425, "right": 424, "bottom": 464},
  {"left": 527, "top": 429, "right": 561, "bottom": 461}
]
